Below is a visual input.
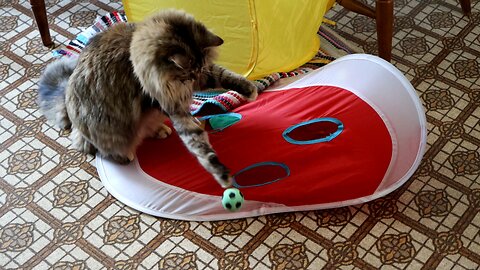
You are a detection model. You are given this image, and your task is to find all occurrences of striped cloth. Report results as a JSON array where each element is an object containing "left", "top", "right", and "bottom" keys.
[
  {"left": 53, "top": 11, "right": 352, "bottom": 115},
  {"left": 53, "top": 12, "right": 128, "bottom": 58}
]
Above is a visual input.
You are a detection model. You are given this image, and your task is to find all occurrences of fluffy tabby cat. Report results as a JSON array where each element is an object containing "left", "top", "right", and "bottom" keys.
[{"left": 38, "top": 10, "right": 258, "bottom": 188}]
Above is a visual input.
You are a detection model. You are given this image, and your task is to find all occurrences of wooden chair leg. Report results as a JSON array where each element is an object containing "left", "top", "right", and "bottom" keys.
[
  {"left": 29, "top": 0, "right": 54, "bottom": 48},
  {"left": 336, "top": 0, "right": 375, "bottom": 19},
  {"left": 337, "top": 0, "right": 393, "bottom": 62},
  {"left": 375, "top": 0, "right": 393, "bottom": 62},
  {"left": 458, "top": 0, "right": 471, "bottom": 15}
]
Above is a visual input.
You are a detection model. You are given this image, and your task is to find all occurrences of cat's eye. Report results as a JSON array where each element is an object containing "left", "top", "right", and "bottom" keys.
[{"left": 168, "top": 54, "right": 191, "bottom": 70}]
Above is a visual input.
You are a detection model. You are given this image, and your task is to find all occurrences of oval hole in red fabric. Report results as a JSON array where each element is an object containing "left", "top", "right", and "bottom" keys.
[
  {"left": 283, "top": 118, "right": 343, "bottom": 144},
  {"left": 233, "top": 162, "right": 290, "bottom": 188}
]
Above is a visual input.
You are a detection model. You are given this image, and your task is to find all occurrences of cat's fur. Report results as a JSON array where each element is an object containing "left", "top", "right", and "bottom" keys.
[{"left": 38, "top": 10, "right": 258, "bottom": 188}]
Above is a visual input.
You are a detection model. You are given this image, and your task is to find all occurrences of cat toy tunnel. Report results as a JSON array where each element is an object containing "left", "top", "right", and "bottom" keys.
[{"left": 96, "top": 54, "right": 427, "bottom": 221}]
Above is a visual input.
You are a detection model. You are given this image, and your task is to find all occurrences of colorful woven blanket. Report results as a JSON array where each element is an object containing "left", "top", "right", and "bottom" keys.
[{"left": 54, "top": 11, "right": 354, "bottom": 115}]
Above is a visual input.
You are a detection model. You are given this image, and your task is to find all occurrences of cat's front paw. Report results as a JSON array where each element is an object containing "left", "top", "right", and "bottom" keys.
[
  {"left": 241, "top": 81, "right": 258, "bottom": 102},
  {"left": 207, "top": 153, "right": 233, "bottom": 188},
  {"left": 108, "top": 154, "right": 133, "bottom": 165},
  {"left": 156, "top": 123, "right": 172, "bottom": 139},
  {"left": 217, "top": 174, "right": 233, "bottom": 188}
]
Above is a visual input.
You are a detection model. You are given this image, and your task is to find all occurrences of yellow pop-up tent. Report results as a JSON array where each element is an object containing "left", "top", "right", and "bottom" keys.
[{"left": 123, "top": 0, "right": 334, "bottom": 79}]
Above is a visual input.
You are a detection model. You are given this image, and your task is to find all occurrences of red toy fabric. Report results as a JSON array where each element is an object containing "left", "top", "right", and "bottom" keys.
[{"left": 137, "top": 85, "right": 393, "bottom": 206}]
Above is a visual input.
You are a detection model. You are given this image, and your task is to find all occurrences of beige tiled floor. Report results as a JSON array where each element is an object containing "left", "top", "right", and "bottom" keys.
[{"left": 1, "top": 0, "right": 480, "bottom": 269}]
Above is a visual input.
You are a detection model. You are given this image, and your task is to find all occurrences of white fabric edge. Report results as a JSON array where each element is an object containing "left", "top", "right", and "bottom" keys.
[
  {"left": 269, "top": 53, "right": 427, "bottom": 196},
  {"left": 97, "top": 157, "right": 289, "bottom": 221}
]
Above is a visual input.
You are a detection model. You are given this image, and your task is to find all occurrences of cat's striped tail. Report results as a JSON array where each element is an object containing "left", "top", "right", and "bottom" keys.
[{"left": 37, "top": 57, "right": 77, "bottom": 130}]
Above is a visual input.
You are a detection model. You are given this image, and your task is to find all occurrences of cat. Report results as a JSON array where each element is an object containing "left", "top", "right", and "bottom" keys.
[{"left": 38, "top": 9, "right": 258, "bottom": 188}]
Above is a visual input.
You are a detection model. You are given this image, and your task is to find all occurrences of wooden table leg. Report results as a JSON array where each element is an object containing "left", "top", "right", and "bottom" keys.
[
  {"left": 458, "top": 0, "right": 471, "bottom": 15},
  {"left": 29, "top": 0, "right": 54, "bottom": 48},
  {"left": 375, "top": 0, "right": 393, "bottom": 62}
]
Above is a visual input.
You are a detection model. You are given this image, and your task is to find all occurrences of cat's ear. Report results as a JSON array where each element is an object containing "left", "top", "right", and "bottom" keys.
[
  {"left": 168, "top": 54, "right": 190, "bottom": 69},
  {"left": 204, "top": 33, "right": 224, "bottom": 48}
]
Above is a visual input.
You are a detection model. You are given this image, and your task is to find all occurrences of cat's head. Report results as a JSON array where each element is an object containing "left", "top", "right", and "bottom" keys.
[{"left": 142, "top": 9, "right": 224, "bottom": 81}]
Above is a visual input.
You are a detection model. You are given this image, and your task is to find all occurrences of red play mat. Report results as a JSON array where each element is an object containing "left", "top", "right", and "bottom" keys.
[{"left": 136, "top": 85, "right": 392, "bottom": 206}]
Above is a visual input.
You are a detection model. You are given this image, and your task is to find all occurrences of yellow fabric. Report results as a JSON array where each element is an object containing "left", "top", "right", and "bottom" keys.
[
  {"left": 123, "top": 1, "right": 331, "bottom": 79},
  {"left": 322, "top": 18, "right": 337, "bottom": 26},
  {"left": 327, "top": 0, "right": 336, "bottom": 10}
]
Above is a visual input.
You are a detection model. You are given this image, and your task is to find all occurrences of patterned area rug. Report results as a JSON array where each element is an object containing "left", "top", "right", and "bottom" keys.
[{"left": 0, "top": 0, "right": 479, "bottom": 269}]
